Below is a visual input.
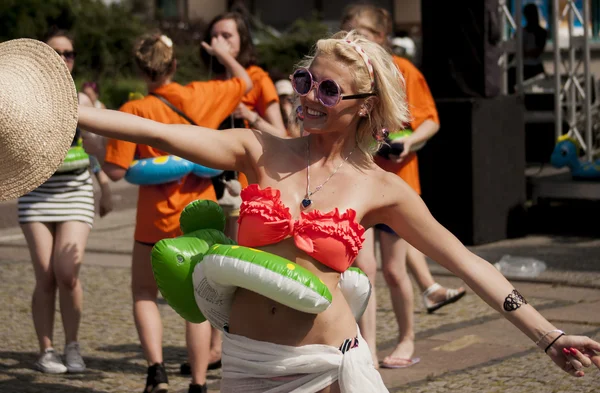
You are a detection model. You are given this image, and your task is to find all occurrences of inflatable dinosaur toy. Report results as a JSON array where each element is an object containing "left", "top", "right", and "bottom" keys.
[{"left": 550, "top": 134, "right": 600, "bottom": 179}]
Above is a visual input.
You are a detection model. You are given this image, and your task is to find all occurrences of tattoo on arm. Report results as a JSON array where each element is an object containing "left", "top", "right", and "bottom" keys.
[{"left": 503, "top": 289, "right": 528, "bottom": 312}]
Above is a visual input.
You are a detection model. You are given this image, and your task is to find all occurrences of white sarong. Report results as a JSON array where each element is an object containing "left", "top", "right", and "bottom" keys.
[{"left": 220, "top": 327, "right": 389, "bottom": 393}]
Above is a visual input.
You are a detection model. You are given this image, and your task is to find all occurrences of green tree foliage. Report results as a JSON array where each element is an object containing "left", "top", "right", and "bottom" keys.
[
  {"left": 0, "top": 0, "right": 149, "bottom": 108},
  {"left": 0, "top": 2, "right": 330, "bottom": 107},
  {"left": 255, "top": 15, "right": 330, "bottom": 78},
  {"left": 0, "top": 0, "right": 75, "bottom": 41}
]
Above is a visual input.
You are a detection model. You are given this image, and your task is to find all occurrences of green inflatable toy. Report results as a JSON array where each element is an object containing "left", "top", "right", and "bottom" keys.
[
  {"left": 56, "top": 145, "right": 90, "bottom": 173},
  {"left": 151, "top": 199, "right": 371, "bottom": 330},
  {"left": 179, "top": 200, "right": 226, "bottom": 234},
  {"left": 194, "top": 243, "right": 333, "bottom": 330},
  {"left": 151, "top": 200, "right": 233, "bottom": 323},
  {"left": 151, "top": 228, "right": 233, "bottom": 323}
]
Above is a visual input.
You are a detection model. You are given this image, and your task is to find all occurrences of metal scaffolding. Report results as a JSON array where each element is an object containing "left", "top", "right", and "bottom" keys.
[
  {"left": 501, "top": 0, "right": 595, "bottom": 161},
  {"left": 553, "top": 0, "right": 594, "bottom": 161},
  {"left": 499, "top": 0, "right": 523, "bottom": 94}
]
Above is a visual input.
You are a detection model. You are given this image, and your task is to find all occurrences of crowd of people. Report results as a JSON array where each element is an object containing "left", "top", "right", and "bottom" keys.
[{"left": 3, "top": 3, "right": 599, "bottom": 393}]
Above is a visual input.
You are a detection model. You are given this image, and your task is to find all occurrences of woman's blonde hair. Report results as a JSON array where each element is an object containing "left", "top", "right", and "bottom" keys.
[
  {"left": 133, "top": 32, "right": 175, "bottom": 82},
  {"left": 295, "top": 30, "right": 409, "bottom": 155}
]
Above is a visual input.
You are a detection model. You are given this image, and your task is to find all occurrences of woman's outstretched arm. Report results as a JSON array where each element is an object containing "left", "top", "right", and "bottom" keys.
[
  {"left": 378, "top": 174, "right": 600, "bottom": 377},
  {"left": 78, "top": 106, "right": 254, "bottom": 173}
]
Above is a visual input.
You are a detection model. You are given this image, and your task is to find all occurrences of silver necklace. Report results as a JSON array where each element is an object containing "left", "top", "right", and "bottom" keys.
[{"left": 301, "top": 137, "right": 355, "bottom": 209}]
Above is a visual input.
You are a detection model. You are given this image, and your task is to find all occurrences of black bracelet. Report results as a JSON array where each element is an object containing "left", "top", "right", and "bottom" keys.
[{"left": 544, "top": 332, "right": 565, "bottom": 353}]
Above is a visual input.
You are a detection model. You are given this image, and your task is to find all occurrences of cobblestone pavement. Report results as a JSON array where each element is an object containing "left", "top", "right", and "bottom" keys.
[{"left": 0, "top": 208, "right": 599, "bottom": 392}]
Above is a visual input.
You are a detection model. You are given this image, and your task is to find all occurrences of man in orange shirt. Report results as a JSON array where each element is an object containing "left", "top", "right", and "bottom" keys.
[{"left": 101, "top": 33, "right": 252, "bottom": 393}]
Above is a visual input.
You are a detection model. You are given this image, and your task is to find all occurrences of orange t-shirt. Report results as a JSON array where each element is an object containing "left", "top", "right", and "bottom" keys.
[
  {"left": 232, "top": 65, "right": 280, "bottom": 188},
  {"left": 241, "top": 65, "right": 280, "bottom": 116},
  {"left": 105, "top": 79, "right": 246, "bottom": 243},
  {"left": 374, "top": 56, "right": 440, "bottom": 195}
]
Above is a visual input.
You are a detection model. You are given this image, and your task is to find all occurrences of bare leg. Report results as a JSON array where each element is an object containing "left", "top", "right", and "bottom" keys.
[
  {"left": 53, "top": 221, "right": 90, "bottom": 344},
  {"left": 380, "top": 233, "right": 416, "bottom": 367},
  {"left": 352, "top": 228, "right": 378, "bottom": 366},
  {"left": 21, "top": 222, "right": 57, "bottom": 353},
  {"left": 209, "top": 326, "right": 222, "bottom": 364},
  {"left": 186, "top": 321, "right": 211, "bottom": 385},
  {"left": 131, "top": 241, "right": 163, "bottom": 365},
  {"left": 406, "top": 244, "right": 466, "bottom": 307}
]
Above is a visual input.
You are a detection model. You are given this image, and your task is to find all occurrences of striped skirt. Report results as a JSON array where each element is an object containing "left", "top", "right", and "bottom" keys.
[{"left": 18, "top": 169, "right": 95, "bottom": 227}]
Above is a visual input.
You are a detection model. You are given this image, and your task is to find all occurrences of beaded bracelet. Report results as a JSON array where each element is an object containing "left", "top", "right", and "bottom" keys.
[
  {"left": 544, "top": 332, "right": 565, "bottom": 353},
  {"left": 535, "top": 329, "right": 564, "bottom": 346}
]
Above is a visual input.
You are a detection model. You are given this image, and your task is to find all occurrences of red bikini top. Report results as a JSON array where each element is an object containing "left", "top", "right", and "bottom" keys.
[{"left": 237, "top": 184, "right": 366, "bottom": 273}]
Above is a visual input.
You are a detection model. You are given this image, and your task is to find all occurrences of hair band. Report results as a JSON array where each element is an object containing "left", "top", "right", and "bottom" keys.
[{"left": 344, "top": 40, "right": 374, "bottom": 89}]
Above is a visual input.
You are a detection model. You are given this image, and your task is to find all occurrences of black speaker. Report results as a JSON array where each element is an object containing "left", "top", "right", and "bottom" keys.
[
  {"left": 421, "top": 0, "right": 502, "bottom": 98},
  {"left": 419, "top": 95, "right": 526, "bottom": 245}
]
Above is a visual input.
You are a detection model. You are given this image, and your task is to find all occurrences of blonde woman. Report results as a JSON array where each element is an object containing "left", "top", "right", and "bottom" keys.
[{"left": 79, "top": 31, "right": 600, "bottom": 392}]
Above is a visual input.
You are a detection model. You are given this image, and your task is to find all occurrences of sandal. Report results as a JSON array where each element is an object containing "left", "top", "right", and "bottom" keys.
[
  {"left": 380, "top": 357, "right": 421, "bottom": 369},
  {"left": 423, "top": 283, "right": 466, "bottom": 314}
]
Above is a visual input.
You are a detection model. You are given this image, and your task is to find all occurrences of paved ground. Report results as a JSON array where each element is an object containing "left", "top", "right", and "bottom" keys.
[{"left": 0, "top": 184, "right": 599, "bottom": 393}]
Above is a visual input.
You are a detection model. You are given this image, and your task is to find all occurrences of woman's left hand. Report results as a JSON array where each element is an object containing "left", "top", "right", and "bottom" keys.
[
  {"left": 389, "top": 136, "right": 413, "bottom": 164},
  {"left": 545, "top": 335, "right": 600, "bottom": 377}
]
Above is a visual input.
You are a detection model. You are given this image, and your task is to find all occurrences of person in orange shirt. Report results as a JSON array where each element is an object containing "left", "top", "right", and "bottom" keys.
[
  {"left": 101, "top": 32, "right": 252, "bottom": 393},
  {"left": 189, "top": 12, "right": 287, "bottom": 371},
  {"left": 201, "top": 12, "right": 287, "bottom": 204},
  {"left": 202, "top": 12, "right": 287, "bottom": 141},
  {"left": 342, "top": 4, "right": 466, "bottom": 369}
]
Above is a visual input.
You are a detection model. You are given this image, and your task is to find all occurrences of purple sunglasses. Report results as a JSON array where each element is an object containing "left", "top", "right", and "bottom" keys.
[{"left": 290, "top": 68, "right": 375, "bottom": 107}]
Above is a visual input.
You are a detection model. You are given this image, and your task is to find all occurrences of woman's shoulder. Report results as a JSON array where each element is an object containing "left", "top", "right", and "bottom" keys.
[{"left": 364, "top": 165, "right": 413, "bottom": 200}]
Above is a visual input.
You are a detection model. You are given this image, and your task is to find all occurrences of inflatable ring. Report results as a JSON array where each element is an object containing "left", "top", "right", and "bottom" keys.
[
  {"left": 151, "top": 200, "right": 231, "bottom": 323},
  {"left": 125, "top": 155, "right": 224, "bottom": 185},
  {"left": 179, "top": 199, "right": 226, "bottom": 234},
  {"left": 152, "top": 228, "right": 235, "bottom": 323},
  {"left": 339, "top": 267, "right": 371, "bottom": 321},
  {"left": 56, "top": 145, "right": 90, "bottom": 173},
  {"left": 151, "top": 199, "right": 371, "bottom": 330},
  {"left": 193, "top": 244, "right": 333, "bottom": 330}
]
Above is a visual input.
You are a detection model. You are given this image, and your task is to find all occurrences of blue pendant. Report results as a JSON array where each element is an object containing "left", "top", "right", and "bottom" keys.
[{"left": 301, "top": 198, "right": 312, "bottom": 208}]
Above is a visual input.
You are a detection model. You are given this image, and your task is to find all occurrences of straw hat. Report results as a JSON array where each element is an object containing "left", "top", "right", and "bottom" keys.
[{"left": 0, "top": 38, "right": 78, "bottom": 201}]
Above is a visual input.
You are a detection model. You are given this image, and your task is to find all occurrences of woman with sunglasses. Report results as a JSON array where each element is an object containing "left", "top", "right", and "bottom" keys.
[
  {"left": 341, "top": 4, "right": 467, "bottom": 369},
  {"left": 77, "top": 30, "right": 600, "bottom": 392},
  {"left": 18, "top": 28, "right": 113, "bottom": 374}
]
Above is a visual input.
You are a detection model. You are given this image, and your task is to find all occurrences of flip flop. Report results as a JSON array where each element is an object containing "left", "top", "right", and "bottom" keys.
[
  {"left": 380, "top": 357, "right": 421, "bottom": 369},
  {"left": 423, "top": 283, "right": 466, "bottom": 314}
]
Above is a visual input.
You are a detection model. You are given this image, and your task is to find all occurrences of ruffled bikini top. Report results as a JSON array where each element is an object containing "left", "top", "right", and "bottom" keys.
[{"left": 237, "top": 184, "right": 366, "bottom": 273}]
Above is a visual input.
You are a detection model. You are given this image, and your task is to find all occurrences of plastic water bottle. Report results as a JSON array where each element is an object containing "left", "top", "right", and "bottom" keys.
[{"left": 493, "top": 255, "right": 547, "bottom": 278}]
